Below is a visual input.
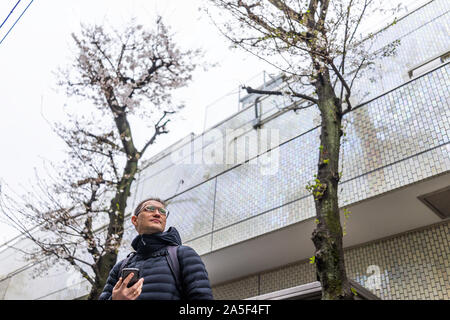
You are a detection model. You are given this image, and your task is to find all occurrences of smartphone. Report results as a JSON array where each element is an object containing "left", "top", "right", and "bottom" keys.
[{"left": 121, "top": 268, "right": 140, "bottom": 288}]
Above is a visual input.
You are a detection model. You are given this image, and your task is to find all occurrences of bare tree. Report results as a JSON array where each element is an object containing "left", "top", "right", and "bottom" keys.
[
  {"left": 0, "top": 17, "right": 203, "bottom": 300},
  {"left": 207, "top": 0, "right": 403, "bottom": 299}
]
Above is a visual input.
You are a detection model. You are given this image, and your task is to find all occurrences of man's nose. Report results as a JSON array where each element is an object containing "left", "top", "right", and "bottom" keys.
[{"left": 153, "top": 211, "right": 162, "bottom": 217}]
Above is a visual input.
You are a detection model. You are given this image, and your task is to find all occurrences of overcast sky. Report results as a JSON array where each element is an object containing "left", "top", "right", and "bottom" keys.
[{"left": 0, "top": 0, "right": 428, "bottom": 244}]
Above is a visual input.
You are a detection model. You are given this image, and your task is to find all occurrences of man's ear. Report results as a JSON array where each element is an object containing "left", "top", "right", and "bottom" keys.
[{"left": 131, "top": 215, "right": 138, "bottom": 228}]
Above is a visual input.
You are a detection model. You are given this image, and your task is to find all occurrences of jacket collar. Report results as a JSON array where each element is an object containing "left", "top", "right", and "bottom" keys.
[{"left": 131, "top": 226, "right": 182, "bottom": 255}]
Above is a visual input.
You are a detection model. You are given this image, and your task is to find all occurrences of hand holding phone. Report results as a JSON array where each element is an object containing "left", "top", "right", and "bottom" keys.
[
  {"left": 121, "top": 268, "right": 140, "bottom": 288},
  {"left": 112, "top": 268, "right": 144, "bottom": 300}
]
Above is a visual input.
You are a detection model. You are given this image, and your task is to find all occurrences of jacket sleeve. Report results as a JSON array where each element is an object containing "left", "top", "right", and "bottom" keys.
[
  {"left": 179, "top": 245, "right": 214, "bottom": 300},
  {"left": 98, "top": 260, "right": 122, "bottom": 300}
]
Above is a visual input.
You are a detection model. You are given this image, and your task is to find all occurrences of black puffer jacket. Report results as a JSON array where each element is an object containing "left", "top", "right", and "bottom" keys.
[{"left": 98, "top": 227, "right": 213, "bottom": 300}]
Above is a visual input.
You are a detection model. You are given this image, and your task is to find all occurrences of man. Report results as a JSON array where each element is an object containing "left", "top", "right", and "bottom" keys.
[{"left": 98, "top": 197, "right": 214, "bottom": 300}]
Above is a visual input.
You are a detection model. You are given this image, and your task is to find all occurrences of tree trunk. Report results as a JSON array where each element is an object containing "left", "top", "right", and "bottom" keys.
[
  {"left": 87, "top": 158, "right": 138, "bottom": 300},
  {"left": 88, "top": 251, "right": 117, "bottom": 300},
  {"left": 311, "top": 72, "right": 353, "bottom": 300},
  {"left": 85, "top": 89, "right": 142, "bottom": 300}
]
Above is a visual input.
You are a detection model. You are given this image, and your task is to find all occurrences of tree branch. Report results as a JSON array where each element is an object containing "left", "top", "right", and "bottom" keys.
[
  {"left": 78, "top": 129, "right": 121, "bottom": 151},
  {"left": 242, "top": 86, "right": 318, "bottom": 105},
  {"left": 91, "top": 40, "right": 122, "bottom": 79},
  {"left": 328, "top": 60, "right": 352, "bottom": 112},
  {"left": 139, "top": 111, "right": 175, "bottom": 156},
  {"left": 108, "top": 151, "right": 120, "bottom": 181},
  {"left": 66, "top": 257, "right": 95, "bottom": 286},
  {"left": 316, "top": 0, "right": 330, "bottom": 34},
  {"left": 267, "top": 0, "right": 305, "bottom": 25}
]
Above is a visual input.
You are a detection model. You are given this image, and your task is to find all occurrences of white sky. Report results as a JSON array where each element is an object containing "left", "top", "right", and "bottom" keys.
[{"left": 0, "top": 0, "right": 428, "bottom": 244}]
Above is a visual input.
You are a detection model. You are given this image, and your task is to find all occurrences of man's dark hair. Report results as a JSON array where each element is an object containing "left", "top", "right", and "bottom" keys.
[{"left": 134, "top": 197, "right": 167, "bottom": 216}]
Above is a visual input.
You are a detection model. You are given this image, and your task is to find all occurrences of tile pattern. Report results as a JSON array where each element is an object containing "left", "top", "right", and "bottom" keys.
[
  {"left": 338, "top": 0, "right": 450, "bottom": 104},
  {"left": 212, "top": 275, "right": 260, "bottom": 300},
  {"left": 136, "top": 0, "right": 449, "bottom": 204},
  {"left": 212, "top": 221, "right": 450, "bottom": 300},
  {"left": 210, "top": 65, "right": 449, "bottom": 250},
  {"left": 165, "top": 179, "right": 216, "bottom": 242},
  {"left": 100, "top": 0, "right": 450, "bottom": 259},
  {"left": 132, "top": 0, "right": 450, "bottom": 252}
]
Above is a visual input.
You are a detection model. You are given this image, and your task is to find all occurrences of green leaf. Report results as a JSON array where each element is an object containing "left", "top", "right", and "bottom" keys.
[
  {"left": 323, "top": 159, "right": 329, "bottom": 164},
  {"left": 309, "top": 256, "right": 315, "bottom": 264},
  {"left": 351, "top": 287, "right": 358, "bottom": 296}
]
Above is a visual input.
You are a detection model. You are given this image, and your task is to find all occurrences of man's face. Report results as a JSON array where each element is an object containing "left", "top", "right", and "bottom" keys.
[{"left": 131, "top": 200, "right": 167, "bottom": 235}]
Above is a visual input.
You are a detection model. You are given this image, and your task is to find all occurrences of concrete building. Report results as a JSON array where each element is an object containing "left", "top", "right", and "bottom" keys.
[{"left": 0, "top": 0, "right": 449, "bottom": 300}]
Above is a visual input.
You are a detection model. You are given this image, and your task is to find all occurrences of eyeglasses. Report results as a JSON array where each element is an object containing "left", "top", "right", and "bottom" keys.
[{"left": 137, "top": 205, "right": 169, "bottom": 218}]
